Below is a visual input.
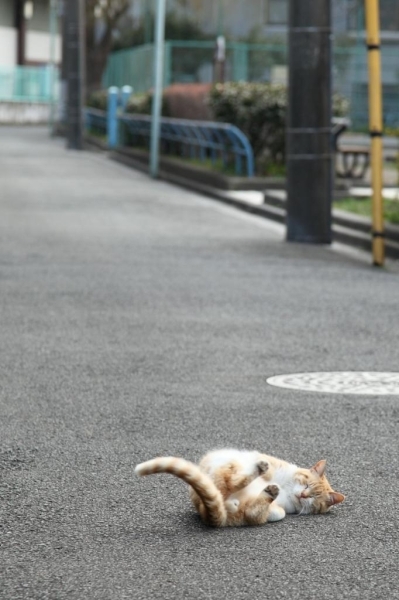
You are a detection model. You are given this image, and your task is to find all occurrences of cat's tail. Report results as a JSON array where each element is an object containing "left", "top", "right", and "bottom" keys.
[{"left": 135, "top": 457, "right": 227, "bottom": 527}]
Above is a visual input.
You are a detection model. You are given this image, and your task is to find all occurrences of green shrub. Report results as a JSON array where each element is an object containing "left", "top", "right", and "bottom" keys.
[
  {"left": 86, "top": 89, "right": 167, "bottom": 116},
  {"left": 208, "top": 82, "right": 286, "bottom": 174},
  {"left": 86, "top": 89, "right": 108, "bottom": 111},
  {"left": 332, "top": 93, "right": 350, "bottom": 118},
  {"left": 124, "top": 91, "right": 170, "bottom": 117},
  {"left": 125, "top": 93, "right": 152, "bottom": 114},
  {"left": 208, "top": 82, "right": 349, "bottom": 175}
]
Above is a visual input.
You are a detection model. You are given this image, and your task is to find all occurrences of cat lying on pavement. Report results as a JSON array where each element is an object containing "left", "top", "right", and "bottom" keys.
[{"left": 135, "top": 448, "right": 345, "bottom": 527}]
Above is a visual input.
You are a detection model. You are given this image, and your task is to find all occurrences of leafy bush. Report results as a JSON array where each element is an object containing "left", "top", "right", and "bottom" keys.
[
  {"left": 86, "top": 89, "right": 108, "bottom": 111},
  {"left": 332, "top": 93, "right": 350, "bottom": 118},
  {"left": 87, "top": 89, "right": 172, "bottom": 116},
  {"left": 125, "top": 93, "right": 153, "bottom": 115},
  {"left": 208, "top": 82, "right": 349, "bottom": 175},
  {"left": 124, "top": 92, "right": 170, "bottom": 117},
  {"left": 208, "top": 82, "right": 287, "bottom": 174}
]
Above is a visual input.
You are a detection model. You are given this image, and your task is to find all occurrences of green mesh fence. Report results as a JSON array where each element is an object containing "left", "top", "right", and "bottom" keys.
[
  {"left": 102, "top": 40, "right": 399, "bottom": 131},
  {"left": 103, "top": 45, "right": 156, "bottom": 94}
]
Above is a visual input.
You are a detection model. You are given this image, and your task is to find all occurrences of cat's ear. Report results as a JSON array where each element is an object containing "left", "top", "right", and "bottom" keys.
[
  {"left": 310, "top": 459, "right": 326, "bottom": 477},
  {"left": 328, "top": 492, "right": 345, "bottom": 506}
]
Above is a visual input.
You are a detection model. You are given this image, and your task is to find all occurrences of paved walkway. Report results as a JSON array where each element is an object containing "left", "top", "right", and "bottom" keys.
[{"left": 1, "top": 127, "right": 399, "bottom": 600}]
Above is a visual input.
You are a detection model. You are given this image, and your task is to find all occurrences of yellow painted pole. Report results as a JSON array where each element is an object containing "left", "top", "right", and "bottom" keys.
[{"left": 364, "top": 0, "right": 384, "bottom": 266}]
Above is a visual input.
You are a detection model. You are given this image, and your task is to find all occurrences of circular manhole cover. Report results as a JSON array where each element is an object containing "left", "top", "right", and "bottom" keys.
[{"left": 266, "top": 372, "right": 399, "bottom": 395}]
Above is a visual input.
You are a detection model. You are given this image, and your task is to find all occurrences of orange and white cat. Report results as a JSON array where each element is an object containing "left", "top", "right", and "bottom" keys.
[{"left": 135, "top": 448, "right": 345, "bottom": 528}]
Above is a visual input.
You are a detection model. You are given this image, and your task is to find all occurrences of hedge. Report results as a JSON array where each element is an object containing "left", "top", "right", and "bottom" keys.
[{"left": 87, "top": 83, "right": 349, "bottom": 175}]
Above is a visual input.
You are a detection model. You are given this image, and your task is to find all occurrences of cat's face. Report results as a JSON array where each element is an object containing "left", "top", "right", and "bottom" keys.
[{"left": 295, "top": 460, "right": 345, "bottom": 515}]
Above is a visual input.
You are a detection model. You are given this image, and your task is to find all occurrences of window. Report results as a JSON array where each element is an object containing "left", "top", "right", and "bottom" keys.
[
  {"left": 347, "top": 0, "right": 399, "bottom": 32},
  {"left": 380, "top": 0, "right": 399, "bottom": 32},
  {"left": 265, "top": 0, "right": 288, "bottom": 26}
]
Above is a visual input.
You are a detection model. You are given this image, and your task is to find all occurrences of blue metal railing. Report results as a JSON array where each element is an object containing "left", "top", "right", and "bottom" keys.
[
  {"left": 85, "top": 108, "right": 108, "bottom": 138},
  {"left": 119, "top": 114, "right": 255, "bottom": 176},
  {"left": 85, "top": 89, "right": 255, "bottom": 177}
]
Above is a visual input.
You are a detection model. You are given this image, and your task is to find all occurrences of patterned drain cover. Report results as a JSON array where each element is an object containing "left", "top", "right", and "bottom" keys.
[{"left": 266, "top": 372, "right": 399, "bottom": 395}]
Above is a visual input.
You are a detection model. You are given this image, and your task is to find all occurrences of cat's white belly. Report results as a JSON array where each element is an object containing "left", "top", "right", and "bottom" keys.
[
  {"left": 205, "top": 449, "right": 261, "bottom": 477},
  {"left": 273, "top": 488, "right": 298, "bottom": 514},
  {"left": 227, "top": 476, "right": 300, "bottom": 519}
]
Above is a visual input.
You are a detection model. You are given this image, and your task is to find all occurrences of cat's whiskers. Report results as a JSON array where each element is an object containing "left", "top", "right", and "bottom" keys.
[{"left": 297, "top": 499, "right": 312, "bottom": 515}]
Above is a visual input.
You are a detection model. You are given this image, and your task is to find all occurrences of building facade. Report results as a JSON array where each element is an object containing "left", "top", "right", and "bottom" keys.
[
  {"left": 129, "top": 0, "right": 399, "bottom": 40},
  {"left": 0, "top": 0, "right": 61, "bottom": 67}
]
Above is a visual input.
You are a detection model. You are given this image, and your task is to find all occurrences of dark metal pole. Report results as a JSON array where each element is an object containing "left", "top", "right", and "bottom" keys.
[
  {"left": 15, "top": 0, "right": 26, "bottom": 65},
  {"left": 286, "top": 0, "right": 332, "bottom": 244},
  {"left": 65, "top": 0, "right": 85, "bottom": 150}
]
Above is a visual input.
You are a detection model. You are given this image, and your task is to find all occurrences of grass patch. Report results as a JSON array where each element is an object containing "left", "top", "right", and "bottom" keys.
[
  {"left": 164, "top": 155, "right": 286, "bottom": 177},
  {"left": 334, "top": 196, "right": 399, "bottom": 225},
  {"left": 86, "top": 128, "right": 106, "bottom": 141},
  {"left": 176, "top": 155, "right": 238, "bottom": 176}
]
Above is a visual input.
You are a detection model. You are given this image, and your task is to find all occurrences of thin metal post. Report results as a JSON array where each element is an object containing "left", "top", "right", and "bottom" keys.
[
  {"left": 150, "top": 0, "right": 166, "bottom": 178},
  {"left": 107, "top": 87, "right": 119, "bottom": 148},
  {"left": 286, "top": 0, "right": 332, "bottom": 244},
  {"left": 121, "top": 85, "right": 133, "bottom": 111},
  {"left": 365, "top": 0, "right": 384, "bottom": 266}
]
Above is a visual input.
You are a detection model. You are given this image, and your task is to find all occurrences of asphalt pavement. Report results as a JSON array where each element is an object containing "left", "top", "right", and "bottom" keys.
[{"left": 1, "top": 127, "right": 399, "bottom": 600}]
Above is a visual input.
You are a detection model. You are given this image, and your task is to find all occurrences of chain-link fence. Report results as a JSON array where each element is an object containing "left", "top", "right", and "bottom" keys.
[{"left": 103, "top": 32, "right": 399, "bottom": 131}]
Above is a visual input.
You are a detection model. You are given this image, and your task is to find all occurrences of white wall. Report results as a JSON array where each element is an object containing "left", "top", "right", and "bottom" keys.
[
  {"left": 0, "top": 102, "right": 50, "bottom": 124},
  {"left": 26, "top": 31, "right": 62, "bottom": 63},
  {"left": 0, "top": 27, "right": 61, "bottom": 67},
  {"left": 0, "top": 26, "right": 17, "bottom": 66}
]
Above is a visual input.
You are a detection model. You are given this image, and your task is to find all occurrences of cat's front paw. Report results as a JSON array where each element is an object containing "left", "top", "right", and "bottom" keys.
[
  {"left": 256, "top": 460, "right": 269, "bottom": 475},
  {"left": 264, "top": 484, "right": 280, "bottom": 500}
]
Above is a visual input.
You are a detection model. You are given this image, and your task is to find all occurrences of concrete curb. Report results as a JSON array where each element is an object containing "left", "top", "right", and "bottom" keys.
[{"left": 105, "top": 144, "right": 399, "bottom": 260}]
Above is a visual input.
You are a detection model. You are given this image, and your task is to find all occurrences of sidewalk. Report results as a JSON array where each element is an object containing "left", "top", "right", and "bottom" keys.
[{"left": 1, "top": 127, "right": 399, "bottom": 600}]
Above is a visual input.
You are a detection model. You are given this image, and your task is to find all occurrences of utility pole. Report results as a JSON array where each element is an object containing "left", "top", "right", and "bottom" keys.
[
  {"left": 48, "top": 0, "right": 58, "bottom": 136},
  {"left": 286, "top": 1, "right": 332, "bottom": 244},
  {"left": 65, "top": 0, "right": 85, "bottom": 150}
]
